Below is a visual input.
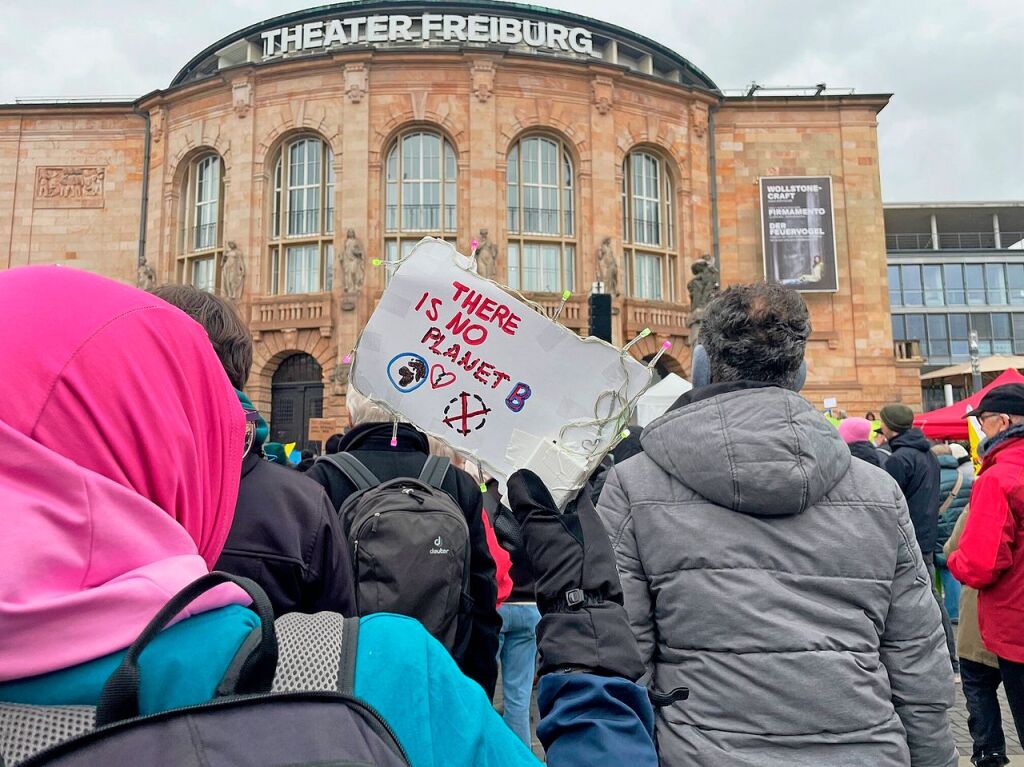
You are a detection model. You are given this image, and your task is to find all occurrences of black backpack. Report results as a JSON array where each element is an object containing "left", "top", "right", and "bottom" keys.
[
  {"left": 0, "top": 573, "right": 409, "bottom": 767},
  {"left": 316, "top": 454, "right": 472, "bottom": 652}
]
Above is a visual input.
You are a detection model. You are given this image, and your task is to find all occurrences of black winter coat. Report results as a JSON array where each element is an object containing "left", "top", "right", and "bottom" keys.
[
  {"left": 216, "top": 451, "right": 357, "bottom": 618},
  {"left": 848, "top": 440, "right": 884, "bottom": 468},
  {"left": 304, "top": 422, "right": 500, "bottom": 698},
  {"left": 884, "top": 428, "right": 941, "bottom": 555}
]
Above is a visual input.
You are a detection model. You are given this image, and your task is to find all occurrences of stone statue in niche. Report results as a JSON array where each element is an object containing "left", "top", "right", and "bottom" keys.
[
  {"left": 596, "top": 236, "right": 619, "bottom": 296},
  {"left": 137, "top": 261, "right": 157, "bottom": 291},
  {"left": 474, "top": 228, "right": 499, "bottom": 280},
  {"left": 686, "top": 254, "right": 720, "bottom": 346},
  {"left": 687, "top": 254, "right": 720, "bottom": 311},
  {"left": 339, "top": 229, "right": 365, "bottom": 311},
  {"left": 221, "top": 241, "right": 245, "bottom": 302}
]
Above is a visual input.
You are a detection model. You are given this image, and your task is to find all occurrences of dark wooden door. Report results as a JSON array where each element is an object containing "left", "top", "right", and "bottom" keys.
[{"left": 270, "top": 354, "right": 324, "bottom": 453}]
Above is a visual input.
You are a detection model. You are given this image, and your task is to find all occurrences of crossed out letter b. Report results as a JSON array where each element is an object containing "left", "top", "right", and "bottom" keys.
[{"left": 505, "top": 382, "right": 532, "bottom": 413}]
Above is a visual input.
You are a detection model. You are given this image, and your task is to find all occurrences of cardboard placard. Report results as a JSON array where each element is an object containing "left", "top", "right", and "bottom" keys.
[
  {"left": 350, "top": 238, "right": 651, "bottom": 507},
  {"left": 308, "top": 417, "right": 346, "bottom": 443}
]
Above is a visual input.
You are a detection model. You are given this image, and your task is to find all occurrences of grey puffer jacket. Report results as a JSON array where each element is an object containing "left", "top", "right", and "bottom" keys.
[{"left": 598, "top": 383, "right": 957, "bottom": 767}]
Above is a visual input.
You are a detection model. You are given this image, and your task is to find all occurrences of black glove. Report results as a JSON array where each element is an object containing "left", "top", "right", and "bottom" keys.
[{"left": 499, "top": 469, "right": 645, "bottom": 681}]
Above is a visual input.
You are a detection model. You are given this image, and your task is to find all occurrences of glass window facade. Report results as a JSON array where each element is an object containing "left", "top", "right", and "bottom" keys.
[
  {"left": 622, "top": 151, "right": 677, "bottom": 301},
  {"left": 267, "top": 136, "right": 334, "bottom": 295},
  {"left": 892, "top": 309, "right": 1024, "bottom": 362},
  {"left": 177, "top": 152, "right": 224, "bottom": 291},
  {"left": 384, "top": 131, "right": 458, "bottom": 278},
  {"left": 889, "top": 262, "right": 1024, "bottom": 308},
  {"left": 506, "top": 135, "right": 576, "bottom": 293}
]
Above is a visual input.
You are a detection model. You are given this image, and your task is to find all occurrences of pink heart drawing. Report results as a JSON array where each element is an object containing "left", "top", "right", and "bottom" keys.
[{"left": 430, "top": 364, "right": 456, "bottom": 389}]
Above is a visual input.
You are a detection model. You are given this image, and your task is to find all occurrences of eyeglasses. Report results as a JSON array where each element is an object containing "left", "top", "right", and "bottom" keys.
[{"left": 975, "top": 412, "right": 1005, "bottom": 424}]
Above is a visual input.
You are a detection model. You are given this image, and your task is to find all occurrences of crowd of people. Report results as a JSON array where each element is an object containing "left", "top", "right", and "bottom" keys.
[{"left": 2, "top": 266, "right": 1024, "bottom": 767}]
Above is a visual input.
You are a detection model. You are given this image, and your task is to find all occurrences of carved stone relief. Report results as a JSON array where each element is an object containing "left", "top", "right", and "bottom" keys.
[
  {"left": 344, "top": 63, "right": 368, "bottom": 103},
  {"left": 34, "top": 166, "right": 105, "bottom": 209}
]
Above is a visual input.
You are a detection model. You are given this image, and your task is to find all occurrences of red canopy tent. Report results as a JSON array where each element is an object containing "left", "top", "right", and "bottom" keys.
[{"left": 913, "top": 368, "right": 1024, "bottom": 440}]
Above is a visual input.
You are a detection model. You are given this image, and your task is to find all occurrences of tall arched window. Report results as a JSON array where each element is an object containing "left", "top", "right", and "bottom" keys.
[
  {"left": 384, "top": 130, "right": 458, "bottom": 266},
  {"left": 622, "top": 151, "right": 677, "bottom": 301},
  {"left": 177, "top": 152, "right": 224, "bottom": 291},
  {"left": 267, "top": 136, "right": 335, "bottom": 295},
  {"left": 506, "top": 135, "right": 575, "bottom": 293}
]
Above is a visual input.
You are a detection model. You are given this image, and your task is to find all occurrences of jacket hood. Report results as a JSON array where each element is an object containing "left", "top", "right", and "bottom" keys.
[
  {"left": 889, "top": 428, "right": 932, "bottom": 454},
  {"left": 641, "top": 384, "right": 851, "bottom": 517},
  {"left": 937, "top": 454, "right": 959, "bottom": 470},
  {"left": 0, "top": 266, "right": 248, "bottom": 681}
]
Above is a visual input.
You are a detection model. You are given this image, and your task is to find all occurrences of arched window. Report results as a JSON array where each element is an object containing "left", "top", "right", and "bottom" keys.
[
  {"left": 622, "top": 151, "right": 677, "bottom": 301},
  {"left": 177, "top": 153, "right": 224, "bottom": 291},
  {"left": 267, "top": 136, "right": 335, "bottom": 295},
  {"left": 384, "top": 130, "right": 458, "bottom": 266},
  {"left": 506, "top": 135, "right": 575, "bottom": 293}
]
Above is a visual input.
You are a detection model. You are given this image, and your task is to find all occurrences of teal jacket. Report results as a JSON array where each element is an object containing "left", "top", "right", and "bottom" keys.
[
  {"left": 935, "top": 454, "right": 973, "bottom": 555},
  {"left": 1, "top": 610, "right": 654, "bottom": 767}
]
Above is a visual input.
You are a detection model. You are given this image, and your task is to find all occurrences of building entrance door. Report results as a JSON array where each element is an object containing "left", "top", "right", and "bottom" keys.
[{"left": 270, "top": 353, "right": 324, "bottom": 453}]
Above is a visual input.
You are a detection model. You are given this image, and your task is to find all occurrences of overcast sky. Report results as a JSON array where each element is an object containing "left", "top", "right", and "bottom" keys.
[{"left": 2, "top": 0, "right": 1020, "bottom": 202}]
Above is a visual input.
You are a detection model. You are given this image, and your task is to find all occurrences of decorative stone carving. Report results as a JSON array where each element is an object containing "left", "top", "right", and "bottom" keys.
[
  {"left": 470, "top": 60, "right": 495, "bottom": 103},
  {"left": 221, "top": 241, "right": 245, "bottom": 302},
  {"left": 690, "top": 103, "right": 707, "bottom": 140},
  {"left": 137, "top": 260, "right": 157, "bottom": 291},
  {"left": 474, "top": 228, "right": 498, "bottom": 280},
  {"left": 592, "top": 76, "right": 614, "bottom": 115},
  {"left": 34, "top": 166, "right": 105, "bottom": 208},
  {"left": 232, "top": 80, "right": 253, "bottom": 117},
  {"left": 340, "top": 229, "right": 365, "bottom": 305},
  {"left": 686, "top": 254, "right": 720, "bottom": 346},
  {"left": 330, "top": 361, "right": 350, "bottom": 395},
  {"left": 344, "top": 63, "right": 368, "bottom": 103},
  {"left": 150, "top": 107, "right": 165, "bottom": 143},
  {"left": 596, "top": 236, "right": 619, "bottom": 296}
]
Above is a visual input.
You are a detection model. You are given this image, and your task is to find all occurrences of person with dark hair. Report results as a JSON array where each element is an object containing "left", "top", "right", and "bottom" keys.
[
  {"left": 598, "top": 282, "right": 956, "bottom": 766},
  {"left": 0, "top": 267, "right": 658, "bottom": 767},
  {"left": 880, "top": 403, "right": 958, "bottom": 674},
  {"left": 150, "top": 285, "right": 355, "bottom": 618}
]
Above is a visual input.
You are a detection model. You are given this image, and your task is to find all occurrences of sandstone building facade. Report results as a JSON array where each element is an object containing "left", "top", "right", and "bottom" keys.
[{"left": 0, "top": 1, "right": 920, "bottom": 446}]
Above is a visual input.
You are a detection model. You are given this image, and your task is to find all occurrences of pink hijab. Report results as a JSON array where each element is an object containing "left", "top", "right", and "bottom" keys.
[{"left": 0, "top": 266, "right": 248, "bottom": 681}]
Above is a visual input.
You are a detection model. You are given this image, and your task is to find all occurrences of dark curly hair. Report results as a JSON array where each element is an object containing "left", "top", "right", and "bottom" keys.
[{"left": 700, "top": 282, "right": 811, "bottom": 388}]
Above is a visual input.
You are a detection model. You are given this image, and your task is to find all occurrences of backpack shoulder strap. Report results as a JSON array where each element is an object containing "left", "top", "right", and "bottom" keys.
[
  {"left": 337, "top": 617, "right": 360, "bottom": 695},
  {"left": 939, "top": 470, "right": 964, "bottom": 516},
  {"left": 316, "top": 453, "right": 381, "bottom": 491},
  {"left": 418, "top": 456, "right": 451, "bottom": 490}
]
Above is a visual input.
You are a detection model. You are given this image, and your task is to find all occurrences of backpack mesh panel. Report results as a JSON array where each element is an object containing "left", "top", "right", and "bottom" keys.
[
  {"left": 271, "top": 611, "right": 345, "bottom": 693},
  {"left": 0, "top": 704, "right": 96, "bottom": 766}
]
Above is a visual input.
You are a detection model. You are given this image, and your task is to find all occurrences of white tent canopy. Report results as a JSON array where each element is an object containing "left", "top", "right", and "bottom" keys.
[{"left": 635, "top": 373, "right": 692, "bottom": 427}]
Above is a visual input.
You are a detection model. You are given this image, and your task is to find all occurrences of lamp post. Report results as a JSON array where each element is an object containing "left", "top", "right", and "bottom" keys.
[{"left": 969, "top": 329, "right": 983, "bottom": 394}]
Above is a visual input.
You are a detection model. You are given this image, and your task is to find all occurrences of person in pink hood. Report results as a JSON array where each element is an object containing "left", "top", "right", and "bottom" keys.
[
  {"left": 838, "top": 416, "right": 885, "bottom": 468},
  {"left": 0, "top": 265, "right": 254, "bottom": 702}
]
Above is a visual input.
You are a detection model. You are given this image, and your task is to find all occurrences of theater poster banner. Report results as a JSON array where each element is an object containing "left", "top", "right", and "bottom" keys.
[{"left": 760, "top": 176, "right": 838, "bottom": 293}]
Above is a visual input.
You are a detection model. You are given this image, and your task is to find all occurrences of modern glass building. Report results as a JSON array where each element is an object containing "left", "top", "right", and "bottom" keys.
[{"left": 886, "top": 202, "right": 1024, "bottom": 409}]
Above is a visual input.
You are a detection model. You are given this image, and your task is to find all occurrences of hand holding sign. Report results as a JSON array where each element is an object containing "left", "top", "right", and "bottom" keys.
[{"left": 350, "top": 238, "right": 651, "bottom": 507}]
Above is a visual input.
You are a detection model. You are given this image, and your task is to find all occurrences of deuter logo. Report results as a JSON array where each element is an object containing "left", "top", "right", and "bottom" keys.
[{"left": 429, "top": 535, "right": 450, "bottom": 555}]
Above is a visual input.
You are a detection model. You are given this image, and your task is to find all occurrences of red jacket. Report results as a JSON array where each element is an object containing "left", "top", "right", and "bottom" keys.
[{"left": 948, "top": 435, "right": 1024, "bottom": 662}]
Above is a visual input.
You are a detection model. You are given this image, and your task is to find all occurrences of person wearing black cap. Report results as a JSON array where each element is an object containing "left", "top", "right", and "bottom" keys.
[
  {"left": 948, "top": 382, "right": 1024, "bottom": 743},
  {"left": 880, "top": 402, "right": 958, "bottom": 675}
]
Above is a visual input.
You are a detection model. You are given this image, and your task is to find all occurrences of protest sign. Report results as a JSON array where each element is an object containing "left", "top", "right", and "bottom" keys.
[
  {"left": 308, "top": 417, "right": 346, "bottom": 443},
  {"left": 760, "top": 176, "right": 838, "bottom": 292},
  {"left": 350, "top": 238, "right": 652, "bottom": 507}
]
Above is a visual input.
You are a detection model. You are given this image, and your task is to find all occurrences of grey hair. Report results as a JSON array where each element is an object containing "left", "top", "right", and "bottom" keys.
[
  {"left": 700, "top": 282, "right": 811, "bottom": 388},
  {"left": 346, "top": 383, "right": 404, "bottom": 426}
]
